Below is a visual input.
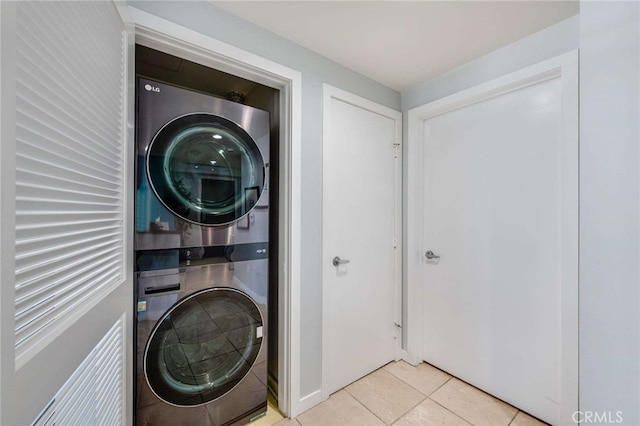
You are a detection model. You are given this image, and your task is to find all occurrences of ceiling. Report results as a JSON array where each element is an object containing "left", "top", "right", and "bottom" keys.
[{"left": 212, "top": 1, "right": 579, "bottom": 92}]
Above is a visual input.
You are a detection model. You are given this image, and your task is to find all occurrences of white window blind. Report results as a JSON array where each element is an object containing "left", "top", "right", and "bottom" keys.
[
  {"left": 31, "top": 316, "right": 125, "bottom": 426},
  {"left": 14, "top": 1, "right": 126, "bottom": 365}
]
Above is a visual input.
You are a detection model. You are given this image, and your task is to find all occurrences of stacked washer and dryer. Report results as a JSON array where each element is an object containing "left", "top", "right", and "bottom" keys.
[{"left": 135, "top": 78, "right": 270, "bottom": 425}]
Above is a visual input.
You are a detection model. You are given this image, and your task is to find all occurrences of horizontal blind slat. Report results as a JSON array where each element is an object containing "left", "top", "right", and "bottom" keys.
[
  {"left": 18, "top": 4, "right": 123, "bottom": 123},
  {"left": 16, "top": 264, "right": 121, "bottom": 345},
  {"left": 50, "top": 3, "right": 124, "bottom": 102},
  {"left": 16, "top": 155, "right": 121, "bottom": 193},
  {"left": 52, "top": 319, "right": 122, "bottom": 425},
  {"left": 17, "top": 183, "right": 122, "bottom": 205},
  {"left": 16, "top": 257, "right": 122, "bottom": 312},
  {"left": 15, "top": 265, "right": 121, "bottom": 335},
  {"left": 16, "top": 197, "right": 122, "bottom": 213},
  {"left": 15, "top": 75, "right": 122, "bottom": 153},
  {"left": 16, "top": 234, "right": 119, "bottom": 278},
  {"left": 15, "top": 0, "right": 125, "bottom": 364},
  {"left": 16, "top": 216, "right": 121, "bottom": 232},
  {"left": 95, "top": 356, "right": 120, "bottom": 402},
  {"left": 16, "top": 249, "right": 121, "bottom": 299},
  {"left": 16, "top": 53, "right": 121, "bottom": 142},
  {"left": 98, "top": 389, "right": 121, "bottom": 426},
  {"left": 16, "top": 222, "right": 121, "bottom": 243},
  {"left": 16, "top": 110, "right": 122, "bottom": 174},
  {"left": 16, "top": 169, "right": 120, "bottom": 199},
  {"left": 16, "top": 127, "right": 121, "bottom": 184}
]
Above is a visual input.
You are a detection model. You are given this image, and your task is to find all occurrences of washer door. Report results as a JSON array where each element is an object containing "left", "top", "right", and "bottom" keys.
[
  {"left": 144, "top": 288, "right": 263, "bottom": 406},
  {"left": 147, "top": 113, "right": 265, "bottom": 226}
]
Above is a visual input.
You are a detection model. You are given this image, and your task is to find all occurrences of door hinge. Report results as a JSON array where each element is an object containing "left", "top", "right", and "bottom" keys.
[{"left": 393, "top": 142, "right": 400, "bottom": 159}]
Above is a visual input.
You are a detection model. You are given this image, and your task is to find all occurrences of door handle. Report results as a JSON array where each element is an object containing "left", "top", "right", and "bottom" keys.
[
  {"left": 425, "top": 250, "right": 440, "bottom": 260},
  {"left": 332, "top": 256, "right": 350, "bottom": 267}
]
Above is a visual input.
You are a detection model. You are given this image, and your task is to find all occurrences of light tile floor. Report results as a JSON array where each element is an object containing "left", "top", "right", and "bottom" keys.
[{"left": 258, "top": 361, "right": 549, "bottom": 426}]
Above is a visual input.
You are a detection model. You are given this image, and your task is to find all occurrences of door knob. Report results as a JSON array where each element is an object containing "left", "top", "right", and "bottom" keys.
[
  {"left": 332, "top": 256, "right": 350, "bottom": 267},
  {"left": 425, "top": 250, "right": 440, "bottom": 260}
]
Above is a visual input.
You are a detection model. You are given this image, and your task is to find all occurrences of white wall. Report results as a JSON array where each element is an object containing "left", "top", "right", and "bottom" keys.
[
  {"left": 128, "top": 0, "right": 401, "bottom": 399},
  {"left": 579, "top": 2, "right": 640, "bottom": 425}
]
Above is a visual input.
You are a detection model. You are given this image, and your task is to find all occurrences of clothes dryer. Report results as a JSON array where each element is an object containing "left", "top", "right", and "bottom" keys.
[{"left": 136, "top": 78, "right": 270, "bottom": 251}]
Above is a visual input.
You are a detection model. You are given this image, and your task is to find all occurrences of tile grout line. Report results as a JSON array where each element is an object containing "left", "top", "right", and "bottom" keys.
[
  {"left": 380, "top": 363, "right": 458, "bottom": 424},
  {"left": 342, "top": 365, "right": 430, "bottom": 425},
  {"left": 343, "top": 386, "right": 394, "bottom": 425},
  {"left": 426, "top": 376, "right": 453, "bottom": 397},
  {"left": 358, "top": 364, "right": 469, "bottom": 425},
  {"left": 427, "top": 395, "right": 474, "bottom": 426},
  {"left": 439, "top": 373, "right": 519, "bottom": 412},
  {"left": 382, "top": 362, "right": 525, "bottom": 426},
  {"left": 427, "top": 369, "right": 525, "bottom": 425},
  {"left": 323, "top": 361, "right": 530, "bottom": 426},
  {"left": 371, "top": 366, "right": 430, "bottom": 424},
  {"left": 382, "top": 363, "right": 452, "bottom": 399},
  {"left": 388, "top": 394, "right": 428, "bottom": 426},
  {"left": 507, "top": 410, "right": 520, "bottom": 426}
]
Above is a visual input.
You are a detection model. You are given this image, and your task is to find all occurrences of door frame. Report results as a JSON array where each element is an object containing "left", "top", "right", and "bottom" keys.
[
  {"left": 129, "top": 8, "right": 304, "bottom": 417},
  {"left": 321, "top": 84, "right": 403, "bottom": 401},
  {"left": 406, "top": 51, "right": 579, "bottom": 424}
]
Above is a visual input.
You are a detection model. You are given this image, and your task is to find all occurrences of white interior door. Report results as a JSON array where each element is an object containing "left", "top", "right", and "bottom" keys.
[
  {"left": 417, "top": 57, "right": 578, "bottom": 425},
  {"left": 322, "top": 86, "right": 401, "bottom": 396}
]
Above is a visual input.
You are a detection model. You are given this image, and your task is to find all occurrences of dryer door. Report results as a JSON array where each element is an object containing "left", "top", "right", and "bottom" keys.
[
  {"left": 147, "top": 113, "right": 266, "bottom": 226},
  {"left": 144, "top": 288, "right": 263, "bottom": 406}
]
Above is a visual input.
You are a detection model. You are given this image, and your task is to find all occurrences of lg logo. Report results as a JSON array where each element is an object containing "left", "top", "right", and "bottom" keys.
[{"left": 144, "top": 84, "right": 160, "bottom": 93}]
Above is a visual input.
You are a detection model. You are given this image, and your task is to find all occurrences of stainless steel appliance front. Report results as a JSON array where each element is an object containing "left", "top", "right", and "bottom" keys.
[
  {"left": 136, "top": 78, "right": 270, "bottom": 250},
  {"left": 135, "top": 246, "right": 268, "bottom": 425}
]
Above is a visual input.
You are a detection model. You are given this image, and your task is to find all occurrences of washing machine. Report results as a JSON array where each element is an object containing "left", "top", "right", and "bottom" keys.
[
  {"left": 135, "top": 246, "right": 268, "bottom": 425},
  {"left": 135, "top": 78, "right": 270, "bottom": 425}
]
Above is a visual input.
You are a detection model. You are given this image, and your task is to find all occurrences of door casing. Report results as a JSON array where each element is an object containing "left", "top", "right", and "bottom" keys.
[{"left": 406, "top": 51, "right": 579, "bottom": 425}]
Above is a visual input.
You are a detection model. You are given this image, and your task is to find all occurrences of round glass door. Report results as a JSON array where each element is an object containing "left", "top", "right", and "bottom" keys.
[
  {"left": 147, "top": 113, "right": 265, "bottom": 226},
  {"left": 144, "top": 288, "right": 263, "bottom": 406}
]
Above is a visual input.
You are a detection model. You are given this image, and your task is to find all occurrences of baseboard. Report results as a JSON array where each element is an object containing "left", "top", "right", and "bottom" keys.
[{"left": 401, "top": 349, "right": 421, "bottom": 366}]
